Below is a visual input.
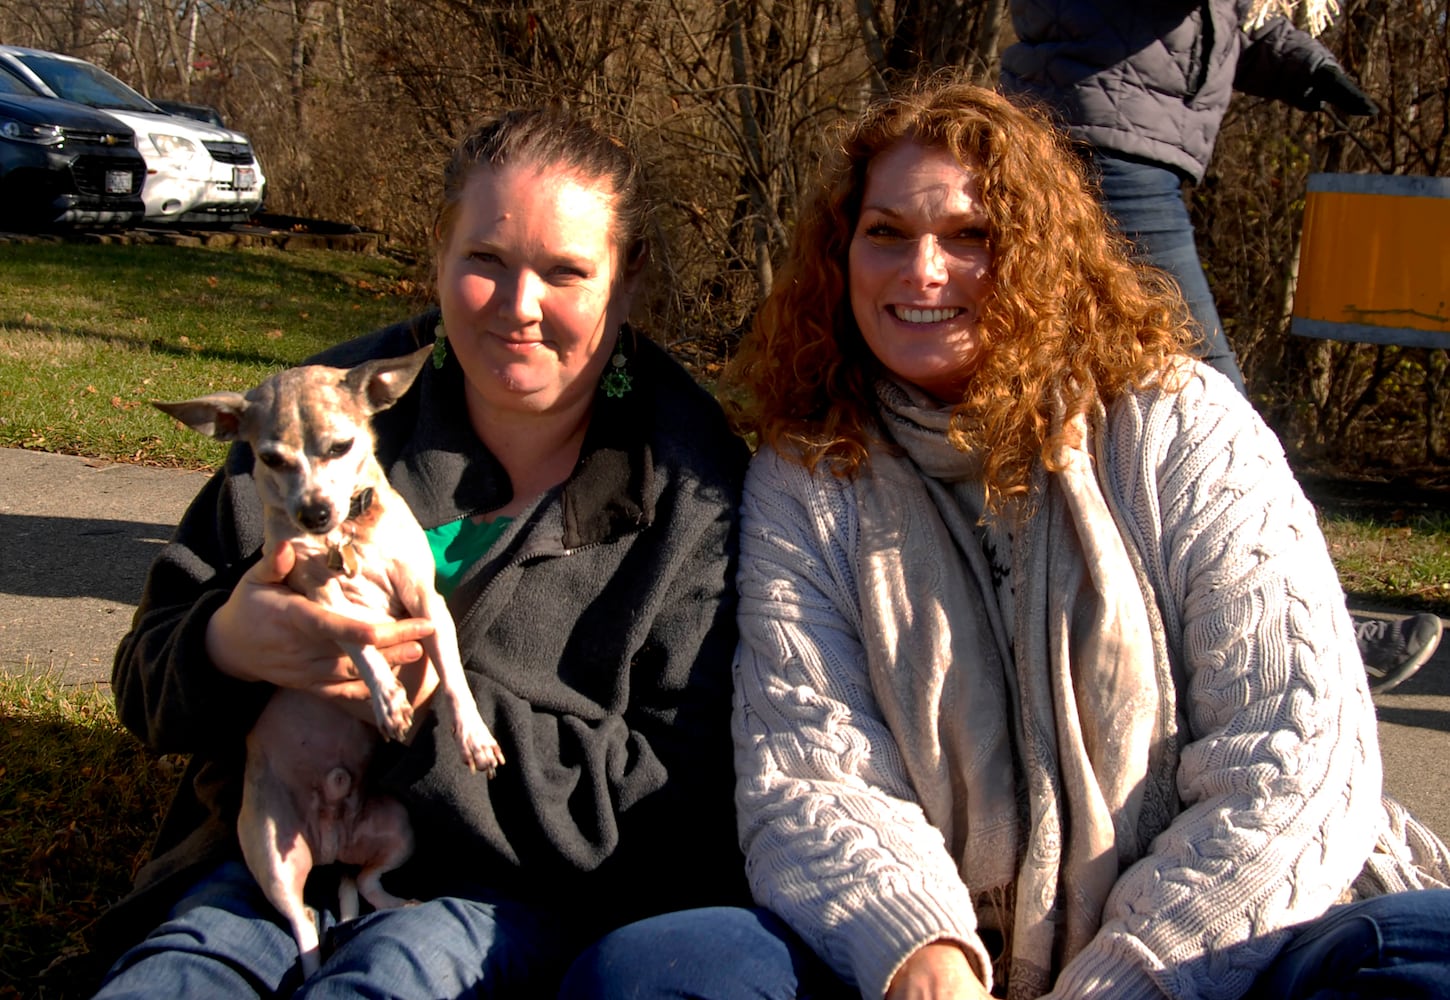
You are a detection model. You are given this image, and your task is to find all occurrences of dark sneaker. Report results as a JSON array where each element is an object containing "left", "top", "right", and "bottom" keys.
[{"left": 1355, "top": 613, "right": 1444, "bottom": 694}]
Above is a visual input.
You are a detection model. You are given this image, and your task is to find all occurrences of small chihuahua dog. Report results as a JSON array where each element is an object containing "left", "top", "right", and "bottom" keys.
[{"left": 154, "top": 344, "right": 503, "bottom": 975}]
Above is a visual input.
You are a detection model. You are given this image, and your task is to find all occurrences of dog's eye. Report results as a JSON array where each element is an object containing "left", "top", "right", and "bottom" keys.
[
  {"left": 328, "top": 440, "right": 354, "bottom": 459},
  {"left": 257, "top": 451, "right": 286, "bottom": 469}
]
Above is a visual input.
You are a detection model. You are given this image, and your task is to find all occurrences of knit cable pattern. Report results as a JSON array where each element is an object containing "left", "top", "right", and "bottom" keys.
[{"left": 733, "top": 364, "right": 1383, "bottom": 1000}]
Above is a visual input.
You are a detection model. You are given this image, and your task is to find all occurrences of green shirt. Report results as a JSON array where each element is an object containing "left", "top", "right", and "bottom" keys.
[{"left": 425, "top": 516, "right": 512, "bottom": 597}]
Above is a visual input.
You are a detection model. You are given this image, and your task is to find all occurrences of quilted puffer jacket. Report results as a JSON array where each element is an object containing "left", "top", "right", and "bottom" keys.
[{"left": 1000, "top": 0, "right": 1343, "bottom": 181}]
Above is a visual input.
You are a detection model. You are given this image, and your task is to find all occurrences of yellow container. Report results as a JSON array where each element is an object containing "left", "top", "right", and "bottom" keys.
[{"left": 1291, "top": 173, "right": 1450, "bottom": 349}]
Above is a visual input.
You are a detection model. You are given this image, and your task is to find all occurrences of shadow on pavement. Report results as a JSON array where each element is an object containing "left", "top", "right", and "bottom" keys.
[
  {"left": 0, "top": 513, "right": 169, "bottom": 604},
  {"left": 1375, "top": 704, "right": 1450, "bottom": 732}
]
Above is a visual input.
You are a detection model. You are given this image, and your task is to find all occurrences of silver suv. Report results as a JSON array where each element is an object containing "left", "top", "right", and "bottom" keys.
[{"left": 0, "top": 45, "right": 266, "bottom": 225}]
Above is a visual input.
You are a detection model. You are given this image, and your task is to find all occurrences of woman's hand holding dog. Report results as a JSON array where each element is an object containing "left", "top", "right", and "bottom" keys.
[{"left": 206, "top": 539, "right": 438, "bottom": 721}]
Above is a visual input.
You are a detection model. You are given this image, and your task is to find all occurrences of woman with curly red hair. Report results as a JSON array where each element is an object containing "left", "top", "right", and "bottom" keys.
[
  {"left": 560, "top": 79, "right": 1450, "bottom": 1000},
  {"left": 729, "top": 76, "right": 1191, "bottom": 513}
]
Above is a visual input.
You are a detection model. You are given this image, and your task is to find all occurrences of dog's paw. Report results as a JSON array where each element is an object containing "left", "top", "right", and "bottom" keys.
[
  {"left": 458, "top": 724, "right": 505, "bottom": 778},
  {"left": 373, "top": 688, "right": 414, "bottom": 742}
]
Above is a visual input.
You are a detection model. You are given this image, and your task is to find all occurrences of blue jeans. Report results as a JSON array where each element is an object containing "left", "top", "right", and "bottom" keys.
[
  {"left": 559, "top": 905, "right": 855, "bottom": 1000},
  {"left": 567, "top": 891, "right": 1450, "bottom": 999},
  {"left": 95, "top": 861, "right": 583, "bottom": 998},
  {"left": 1087, "top": 150, "right": 1249, "bottom": 398},
  {"left": 1249, "top": 889, "right": 1450, "bottom": 1000}
]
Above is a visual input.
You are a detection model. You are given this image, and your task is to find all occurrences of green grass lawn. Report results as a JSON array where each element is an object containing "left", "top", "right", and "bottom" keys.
[
  {"left": 0, "top": 239, "right": 426, "bottom": 468},
  {"left": 1322, "top": 510, "right": 1450, "bottom": 617}
]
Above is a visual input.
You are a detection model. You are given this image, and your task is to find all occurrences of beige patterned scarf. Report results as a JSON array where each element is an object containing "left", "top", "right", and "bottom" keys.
[{"left": 855, "top": 381, "right": 1180, "bottom": 998}]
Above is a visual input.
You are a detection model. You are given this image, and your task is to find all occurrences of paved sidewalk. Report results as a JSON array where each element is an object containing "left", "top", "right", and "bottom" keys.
[
  {"left": 0, "top": 448, "right": 209, "bottom": 685},
  {"left": 1, "top": 446, "right": 1447, "bottom": 842}
]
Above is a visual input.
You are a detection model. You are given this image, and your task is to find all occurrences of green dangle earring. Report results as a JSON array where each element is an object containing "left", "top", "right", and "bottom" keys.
[
  {"left": 601, "top": 341, "right": 632, "bottom": 398},
  {"left": 432, "top": 319, "right": 448, "bottom": 369}
]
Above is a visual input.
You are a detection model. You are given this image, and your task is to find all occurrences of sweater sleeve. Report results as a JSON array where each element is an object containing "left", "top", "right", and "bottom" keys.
[
  {"left": 110, "top": 448, "right": 273, "bottom": 756},
  {"left": 732, "top": 447, "right": 992, "bottom": 1000},
  {"left": 1048, "top": 365, "right": 1383, "bottom": 999}
]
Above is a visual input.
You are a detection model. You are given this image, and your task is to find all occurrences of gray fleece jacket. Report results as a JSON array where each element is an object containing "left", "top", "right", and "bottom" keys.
[
  {"left": 1000, "top": 0, "right": 1345, "bottom": 181},
  {"left": 100, "top": 311, "right": 751, "bottom": 957}
]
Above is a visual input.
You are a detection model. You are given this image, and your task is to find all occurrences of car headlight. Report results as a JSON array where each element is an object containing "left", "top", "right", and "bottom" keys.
[
  {"left": 147, "top": 132, "right": 197, "bottom": 161},
  {"left": 0, "top": 118, "right": 64, "bottom": 146}
]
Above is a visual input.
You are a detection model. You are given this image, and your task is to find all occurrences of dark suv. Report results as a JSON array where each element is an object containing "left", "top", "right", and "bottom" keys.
[{"left": 0, "top": 73, "right": 145, "bottom": 229}]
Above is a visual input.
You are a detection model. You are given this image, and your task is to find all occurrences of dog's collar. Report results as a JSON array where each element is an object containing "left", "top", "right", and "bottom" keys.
[
  {"left": 326, "top": 537, "right": 359, "bottom": 577},
  {"left": 325, "top": 489, "right": 375, "bottom": 577},
  {"left": 348, "top": 488, "right": 375, "bottom": 520},
  {"left": 326, "top": 484, "right": 377, "bottom": 573}
]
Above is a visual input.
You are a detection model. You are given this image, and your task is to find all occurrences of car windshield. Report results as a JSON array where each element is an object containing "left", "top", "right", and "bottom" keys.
[
  {"left": 0, "top": 69, "right": 32, "bottom": 96},
  {"left": 15, "top": 53, "right": 157, "bottom": 113}
]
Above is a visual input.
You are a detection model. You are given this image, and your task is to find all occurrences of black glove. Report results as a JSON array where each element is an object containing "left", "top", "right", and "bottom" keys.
[{"left": 1306, "top": 63, "right": 1379, "bottom": 117}]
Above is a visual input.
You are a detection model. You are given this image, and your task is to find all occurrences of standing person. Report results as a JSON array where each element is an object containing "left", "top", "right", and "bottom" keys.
[
  {"left": 92, "top": 106, "right": 751, "bottom": 998},
  {"left": 1000, "top": 0, "right": 1441, "bottom": 691},
  {"left": 561, "top": 80, "right": 1450, "bottom": 1000},
  {"left": 998, "top": 0, "right": 1373, "bottom": 395}
]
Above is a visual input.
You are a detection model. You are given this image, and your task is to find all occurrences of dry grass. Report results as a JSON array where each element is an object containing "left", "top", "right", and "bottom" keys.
[{"left": 0, "top": 668, "right": 183, "bottom": 999}]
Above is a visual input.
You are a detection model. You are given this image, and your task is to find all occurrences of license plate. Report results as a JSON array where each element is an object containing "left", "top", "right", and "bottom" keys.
[
  {"left": 232, "top": 166, "right": 256, "bottom": 191},
  {"left": 105, "top": 170, "right": 131, "bottom": 194}
]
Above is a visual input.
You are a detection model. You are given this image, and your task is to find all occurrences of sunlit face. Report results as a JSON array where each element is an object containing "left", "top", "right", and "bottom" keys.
[
  {"left": 848, "top": 141, "right": 993, "bottom": 401},
  {"left": 436, "top": 162, "right": 635, "bottom": 426}
]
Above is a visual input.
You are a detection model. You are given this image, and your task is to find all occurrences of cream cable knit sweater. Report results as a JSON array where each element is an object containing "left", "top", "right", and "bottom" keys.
[{"left": 732, "top": 365, "right": 1390, "bottom": 1000}]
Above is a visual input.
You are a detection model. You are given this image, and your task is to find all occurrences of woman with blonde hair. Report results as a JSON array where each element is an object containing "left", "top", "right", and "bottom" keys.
[
  {"left": 561, "top": 79, "right": 1450, "bottom": 1000},
  {"left": 94, "top": 107, "right": 751, "bottom": 998}
]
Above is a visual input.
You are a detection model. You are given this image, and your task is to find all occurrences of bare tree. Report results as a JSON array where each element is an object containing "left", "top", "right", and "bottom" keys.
[
  {"left": 0, "top": 0, "right": 1439, "bottom": 469},
  {"left": 855, "top": 0, "right": 1008, "bottom": 85},
  {"left": 1205, "top": 0, "right": 1449, "bottom": 467},
  {"left": 630, "top": 0, "right": 868, "bottom": 343}
]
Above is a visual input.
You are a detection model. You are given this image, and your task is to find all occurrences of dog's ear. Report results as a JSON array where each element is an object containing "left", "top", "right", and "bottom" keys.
[
  {"left": 345, "top": 345, "right": 433, "bottom": 414},
  {"left": 152, "top": 395, "right": 249, "bottom": 441}
]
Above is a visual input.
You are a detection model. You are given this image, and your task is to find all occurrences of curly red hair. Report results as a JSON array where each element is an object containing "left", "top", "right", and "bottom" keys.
[{"left": 724, "top": 78, "right": 1194, "bottom": 512}]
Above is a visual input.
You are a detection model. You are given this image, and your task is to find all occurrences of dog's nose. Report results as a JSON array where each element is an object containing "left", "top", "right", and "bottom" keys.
[{"left": 297, "top": 501, "right": 335, "bottom": 534}]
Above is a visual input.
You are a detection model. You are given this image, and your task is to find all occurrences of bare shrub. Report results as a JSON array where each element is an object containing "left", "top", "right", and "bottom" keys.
[
  {"left": 1198, "top": 0, "right": 1449, "bottom": 471},
  {"left": 0, "top": 0, "right": 1443, "bottom": 476}
]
